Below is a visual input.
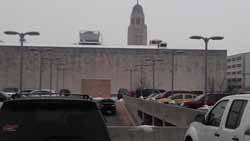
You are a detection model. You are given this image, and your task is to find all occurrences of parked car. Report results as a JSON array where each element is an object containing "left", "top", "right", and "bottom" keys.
[
  {"left": 185, "top": 94, "right": 250, "bottom": 141},
  {"left": 158, "top": 93, "right": 197, "bottom": 105},
  {"left": 0, "top": 95, "right": 111, "bottom": 141},
  {"left": 182, "top": 94, "right": 231, "bottom": 109},
  {"left": 0, "top": 92, "right": 10, "bottom": 108},
  {"left": 19, "top": 89, "right": 36, "bottom": 95},
  {"left": 156, "top": 90, "right": 195, "bottom": 100},
  {"left": 99, "top": 98, "right": 116, "bottom": 115},
  {"left": 30, "top": 89, "right": 56, "bottom": 96},
  {"left": 117, "top": 88, "right": 128, "bottom": 100},
  {"left": 134, "top": 89, "right": 166, "bottom": 98},
  {"left": 59, "top": 89, "right": 71, "bottom": 95},
  {"left": 145, "top": 93, "right": 162, "bottom": 101},
  {"left": 2, "top": 87, "right": 18, "bottom": 96}
]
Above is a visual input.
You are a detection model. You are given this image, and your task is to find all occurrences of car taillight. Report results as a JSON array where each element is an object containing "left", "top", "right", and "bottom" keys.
[{"left": 2, "top": 124, "right": 19, "bottom": 132}]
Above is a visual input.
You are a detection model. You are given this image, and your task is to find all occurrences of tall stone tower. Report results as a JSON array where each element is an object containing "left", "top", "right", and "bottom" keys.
[{"left": 127, "top": 1, "right": 147, "bottom": 45}]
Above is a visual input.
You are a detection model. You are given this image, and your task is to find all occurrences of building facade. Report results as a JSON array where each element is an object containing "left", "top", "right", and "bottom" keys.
[
  {"left": 127, "top": 2, "right": 147, "bottom": 45},
  {"left": 0, "top": 45, "right": 226, "bottom": 94},
  {"left": 227, "top": 52, "right": 250, "bottom": 91}
]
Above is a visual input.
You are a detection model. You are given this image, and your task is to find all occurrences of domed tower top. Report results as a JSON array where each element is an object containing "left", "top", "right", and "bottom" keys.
[
  {"left": 131, "top": 1, "right": 145, "bottom": 18},
  {"left": 128, "top": 0, "right": 147, "bottom": 45}
]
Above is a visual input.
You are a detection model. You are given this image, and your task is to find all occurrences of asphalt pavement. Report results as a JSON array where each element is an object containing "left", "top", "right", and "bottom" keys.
[{"left": 104, "top": 100, "right": 135, "bottom": 126}]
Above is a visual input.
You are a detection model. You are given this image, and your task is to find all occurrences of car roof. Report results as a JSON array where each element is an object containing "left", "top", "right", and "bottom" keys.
[
  {"left": 222, "top": 94, "right": 250, "bottom": 100},
  {"left": 6, "top": 96, "right": 92, "bottom": 102}
]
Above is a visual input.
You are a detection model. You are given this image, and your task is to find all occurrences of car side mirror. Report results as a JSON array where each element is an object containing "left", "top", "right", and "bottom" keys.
[
  {"left": 195, "top": 114, "right": 206, "bottom": 124},
  {"left": 245, "top": 128, "right": 250, "bottom": 136}
]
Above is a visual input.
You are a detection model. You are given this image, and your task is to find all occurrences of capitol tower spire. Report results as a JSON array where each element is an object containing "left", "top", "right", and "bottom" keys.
[{"left": 127, "top": 1, "right": 147, "bottom": 45}]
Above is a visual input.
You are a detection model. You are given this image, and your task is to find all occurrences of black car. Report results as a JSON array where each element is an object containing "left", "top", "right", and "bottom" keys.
[
  {"left": 99, "top": 98, "right": 116, "bottom": 115},
  {"left": 0, "top": 96, "right": 111, "bottom": 141},
  {"left": 59, "top": 89, "right": 71, "bottom": 96}
]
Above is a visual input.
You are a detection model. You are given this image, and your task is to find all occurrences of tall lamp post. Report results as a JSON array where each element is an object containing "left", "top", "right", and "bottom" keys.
[
  {"left": 4, "top": 31, "right": 40, "bottom": 91},
  {"left": 190, "top": 35, "right": 224, "bottom": 104}
]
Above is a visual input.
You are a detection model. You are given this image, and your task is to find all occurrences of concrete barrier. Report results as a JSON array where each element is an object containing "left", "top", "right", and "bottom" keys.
[
  {"left": 108, "top": 126, "right": 187, "bottom": 141},
  {"left": 123, "top": 96, "right": 206, "bottom": 127}
]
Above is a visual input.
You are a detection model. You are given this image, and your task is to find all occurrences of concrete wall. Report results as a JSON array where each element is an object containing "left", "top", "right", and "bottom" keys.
[
  {"left": 123, "top": 95, "right": 205, "bottom": 127},
  {"left": 0, "top": 45, "right": 226, "bottom": 93},
  {"left": 81, "top": 79, "right": 111, "bottom": 97},
  {"left": 108, "top": 126, "right": 187, "bottom": 141}
]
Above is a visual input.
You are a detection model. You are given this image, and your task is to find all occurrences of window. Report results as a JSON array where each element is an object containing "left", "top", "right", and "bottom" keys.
[
  {"left": 171, "top": 94, "right": 183, "bottom": 100},
  {"left": 227, "top": 59, "right": 231, "bottom": 62},
  {"left": 131, "top": 18, "right": 135, "bottom": 24},
  {"left": 237, "top": 64, "right": 242, "bottom": 67},
  {"left": 227, "top": 66, "right": 231, "bottom": 69},
  {"left": 237, "top": 71, "right": 242, "bottom": 74},
  {"left": 232, "top": 58, "right": 236, "bottom": 61},
  {"left": 237, "top": 56, "right": 242, "bottom": 60},
  {"left": 206, "top": 100, "right": 228, "bottom": 127},
  {"left": 232, "top": 72, "right": 236, "bottom": 75},
  {"left": 232, "top": 65, "right": 236, "bottom": 68},
  {"left": 136, "top": 18, "right": 140, "bottom": 24},
  {"left": 207, "top": 94, "right": 218, "bottom": 102},
  {"left": 185, "top": 95, "right": 193, "bottom": 99},
  {"left": 225, "top": 100, "right": 247, "bottom": 129}
]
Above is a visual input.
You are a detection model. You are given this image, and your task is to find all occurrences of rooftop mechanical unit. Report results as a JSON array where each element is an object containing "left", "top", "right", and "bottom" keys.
[{"left": 79, "top": 30, "right": 102, "bottom": 45}]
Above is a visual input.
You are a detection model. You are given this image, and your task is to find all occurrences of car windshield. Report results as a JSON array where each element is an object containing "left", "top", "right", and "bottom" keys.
[
  {"left": 3, "top": 88, "right": 18, "bottom": 92},
  {"left": 194, "top": 94, "right": 205, "bottom": 101}
]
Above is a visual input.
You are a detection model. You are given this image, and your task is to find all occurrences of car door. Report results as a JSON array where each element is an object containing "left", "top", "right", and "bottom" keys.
[
  {"left": 199, "top": 100, "right": 229, "bottom": 141},
  {"left": 219, "top": 99, "right": 248, "bottom": 141}
]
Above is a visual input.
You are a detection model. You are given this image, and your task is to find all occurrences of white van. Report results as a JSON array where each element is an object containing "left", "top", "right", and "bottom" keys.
[{"left": 185, "top": 94, "right": 250, "bottom": 141}]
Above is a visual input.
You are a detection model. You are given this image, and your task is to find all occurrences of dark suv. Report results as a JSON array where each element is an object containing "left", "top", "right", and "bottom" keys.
[
  {"left": 0, "top": 96, "right": 111, "bottom": 141},
  {"left": 99, "top": 99, "right": 116, "bottom": 115}
]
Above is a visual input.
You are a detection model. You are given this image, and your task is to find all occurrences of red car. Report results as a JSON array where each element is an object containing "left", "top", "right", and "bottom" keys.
[{"left": 182, "top": 94, "right": 231, "bottom": 109}]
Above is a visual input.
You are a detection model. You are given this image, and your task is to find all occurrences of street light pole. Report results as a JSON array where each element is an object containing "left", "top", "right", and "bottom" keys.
[
  {"left": 19, "top": 34, "right": 25, "bottom": 92},
  {"left": 171, "top": 53, "right": 175, "bottom": 92},
  {"left": 4, "top": 31, "right": 40, "bottom": 91},
  {"left": 49, "top": 58, "right": 53, "bottom": 92},
  {"left": 190, "top": 35, "right": 224, "bottom": 105}
]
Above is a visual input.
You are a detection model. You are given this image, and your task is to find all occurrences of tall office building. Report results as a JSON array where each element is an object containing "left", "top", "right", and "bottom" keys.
[
  {"left": 227, "top": 52, "right": 250, "bottom": 91},
  {"left": 127, "top": 1, "right": 147, "bottom": 45}
]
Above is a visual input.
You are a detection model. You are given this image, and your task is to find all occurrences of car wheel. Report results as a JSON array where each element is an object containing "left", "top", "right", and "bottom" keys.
[{"left": 185, "top": 136, "right": 193, "bottom": 141}]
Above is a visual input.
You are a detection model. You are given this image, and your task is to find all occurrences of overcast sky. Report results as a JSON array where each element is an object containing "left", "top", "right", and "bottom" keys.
[{"left": 0, "top": 0, "right": 249, "bottom": 55}]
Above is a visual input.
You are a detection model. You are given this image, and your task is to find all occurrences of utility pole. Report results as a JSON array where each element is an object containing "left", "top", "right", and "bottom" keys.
[
  {"left": 29, "top": 48, "right": 52, "bottom": 90},
  {"left": 135, "top": 64, "right": 150, "bottom": 96},
  {"left": 145, "top": 58, "right": 164, "bottom": 89},
  {"left": 124, "top": 68, "right": 138, "bottom": 91},
  {"left": 170, "top": 51, "right": 184, "bottom": 92}
]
